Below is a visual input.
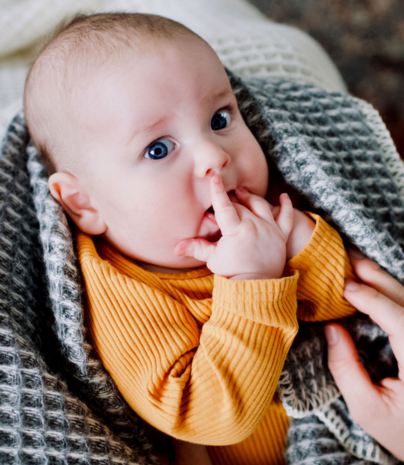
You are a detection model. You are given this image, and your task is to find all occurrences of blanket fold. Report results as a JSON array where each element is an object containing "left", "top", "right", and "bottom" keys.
[{"left": 0, "top": 72, "right": 403, "bottom": 464}]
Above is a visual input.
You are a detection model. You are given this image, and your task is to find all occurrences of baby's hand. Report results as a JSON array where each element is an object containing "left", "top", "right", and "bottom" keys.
[
  {"left": 271, "top": 206, "right": 315, "bottom": 260},
  {"left": 174, "top": 176, "right": 293, "bottom": 280}
]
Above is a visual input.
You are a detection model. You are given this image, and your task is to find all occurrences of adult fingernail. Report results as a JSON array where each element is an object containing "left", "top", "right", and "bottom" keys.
[
  {"left": 349, "top": 248, "right": 366, "bottom": 259},
  {"left": 324, "top": 325, "right": 338, "bottom": 345},
  {"left": 345, "top": 280, "right": 360, "bottom": 291}
]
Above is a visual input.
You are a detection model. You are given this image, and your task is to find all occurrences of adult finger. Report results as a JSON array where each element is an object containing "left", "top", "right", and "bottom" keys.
[
  {"left": 348, "top": 249, "right": 404, "bottom": 307},
  {"left": 234, "top": 187, "right": 274, "bottom": 223},
  {"left": 211, "top": 176, "right": 241, "bottom": 235},
  {"left": 275, "top": 193, "right": 294, "bottom": 237},
  {"left": 325, "top": 323, "right": 380, "bottom": 419},
  {"left": 344, "top": 281, "right": 404, "bottom": 375},
  {"left": 174, "top": 238, "right": 216, "bottom": 263}
]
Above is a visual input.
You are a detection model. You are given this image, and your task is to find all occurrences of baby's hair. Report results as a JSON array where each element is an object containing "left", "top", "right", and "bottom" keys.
[{"left": 24, "top": 13, "right": 203, "bottom": 174}]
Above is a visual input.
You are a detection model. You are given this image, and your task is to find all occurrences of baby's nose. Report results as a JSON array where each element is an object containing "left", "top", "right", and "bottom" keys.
[{"left": 194, "top": 142, "right": 231, "bottom": 178}]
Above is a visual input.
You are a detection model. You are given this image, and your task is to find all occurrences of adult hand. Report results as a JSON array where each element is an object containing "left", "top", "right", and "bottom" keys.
[{"left": 325, "top": 249, "right": 404, "bottom": 461}]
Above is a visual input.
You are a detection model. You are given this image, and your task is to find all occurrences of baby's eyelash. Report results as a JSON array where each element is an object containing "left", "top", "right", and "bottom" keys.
[{"left": 216, "top": 104, "right": 235, "bottom": 116}]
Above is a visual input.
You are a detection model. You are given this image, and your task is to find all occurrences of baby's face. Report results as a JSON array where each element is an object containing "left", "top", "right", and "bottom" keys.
[{"left": 72, "top": 38, "right": 269, "bottom": 270}]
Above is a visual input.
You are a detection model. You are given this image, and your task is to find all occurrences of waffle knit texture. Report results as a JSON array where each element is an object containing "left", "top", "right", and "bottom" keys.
[
  {"left": 0, "top": 0, "right": 346, "bottom": 138},
  {"left": 77, "top": 213, "right": 356, "bottom": 465},
  {"left": 0, "top": 74, "right": 403, "bottom": 464}
]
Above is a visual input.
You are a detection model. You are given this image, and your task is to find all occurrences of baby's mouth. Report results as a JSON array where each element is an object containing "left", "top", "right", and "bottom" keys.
[
  {"left": 204, "top": 189, "right": 236, "bottom": 216},
  {"left": 203, "top": 190, "right": 236, "bottom": 237},
  {"left": 204, "top": 205, "right": 217, "bottom": 225}
]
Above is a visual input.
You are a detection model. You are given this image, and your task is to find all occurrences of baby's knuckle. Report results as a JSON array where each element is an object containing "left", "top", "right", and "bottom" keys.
[
  {"left": 242, "top": 219, "right": 258, "bottom": 235},
  {"left": 220, "top": 202, "right": 234, "bottom": 211},
  {"left": 195, "top": 240, "right": 206, "bottom": 259}
]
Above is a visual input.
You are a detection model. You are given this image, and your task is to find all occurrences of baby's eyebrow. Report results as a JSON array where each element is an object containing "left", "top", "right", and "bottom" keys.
[
  {"left": 129, "top": 89, "right": 234, "bottom": 143},
  {"left": 130, "top": 114, "right": 171, "bottom": 141},
  {"left": 206, "top": 89, "right": 234, "bottom": 103}
]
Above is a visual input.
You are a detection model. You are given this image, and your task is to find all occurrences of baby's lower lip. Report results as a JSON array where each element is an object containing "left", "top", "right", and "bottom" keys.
[
  {"left": 205, "top": 229, "right": 222, "bottom": 242},
  {"left": 204, "top": 211, "right": 217, "bottom": 225}
]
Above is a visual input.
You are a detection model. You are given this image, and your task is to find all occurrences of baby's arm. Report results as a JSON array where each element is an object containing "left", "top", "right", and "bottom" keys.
[
  {"left": 82, "top": 176, "right": 300, "bottom": 446},
  {"left": 285, "top": 213, "right": 357, "bottom": 321},
  {"left": 82, "top": 247, "right": 299, "bottom": 445}
]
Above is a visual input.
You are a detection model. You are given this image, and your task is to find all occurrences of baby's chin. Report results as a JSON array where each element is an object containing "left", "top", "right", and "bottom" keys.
[{"left": 136, "top": 258, "right": 207, "bottom": 274}]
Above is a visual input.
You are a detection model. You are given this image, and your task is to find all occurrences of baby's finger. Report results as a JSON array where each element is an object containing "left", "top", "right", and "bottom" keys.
[
  {"left": 344, "top": 280, "right": 404, "bottom": 375},
  {"left": 349, "top": 249, "right": 404, "bottom": 307},
  {"left": 271, "top": 205, "right": 280, "bottom": 220},
  {"left": 325, "top": 324, "right": 380, "bottom": 421},
  {"left": 211, "top": 176, "right": 241, "bottom": 235},
  {"left": 275, "top": 193, "right": 294, "bottom": 237},
  {"left": 234, "top": 187, "right": 274, "bottom": 222},
  {"left": 174, "top": 237, "right": 216, "bottom": 263}
]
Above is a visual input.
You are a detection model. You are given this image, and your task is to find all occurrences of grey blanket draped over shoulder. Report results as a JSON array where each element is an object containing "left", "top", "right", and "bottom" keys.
[{"left": 0, "top": 70, "right": 402, "bottom": 465}]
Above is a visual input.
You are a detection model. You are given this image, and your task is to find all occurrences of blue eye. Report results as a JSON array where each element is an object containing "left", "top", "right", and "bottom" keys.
[
  {"left": 145, "top": 138, "right": 174, "bottom": 160},
  {"left": 211, "top": 110, "right": 231, "bottom": 130}
]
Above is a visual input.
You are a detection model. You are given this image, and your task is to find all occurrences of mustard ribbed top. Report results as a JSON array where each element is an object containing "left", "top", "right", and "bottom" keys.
[{"left": 77, "top": 213, "right": 356, "bottom": 464}]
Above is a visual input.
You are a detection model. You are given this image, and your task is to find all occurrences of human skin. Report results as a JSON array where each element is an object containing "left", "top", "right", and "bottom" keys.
[
  {"left": 326, "top": 249, "right": 404, "bottom": 461},
  {"left": 45, "top": 32, "right": 317, "bottom": 463},
  {"left": 48, "top": 36, "right": 314, "bottom": 277},
  {"left": 175, "top": 175, "right": 294, "bottom": 279}
]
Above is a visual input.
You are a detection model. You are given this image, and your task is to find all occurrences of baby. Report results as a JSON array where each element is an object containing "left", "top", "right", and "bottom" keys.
[{"left": 24, "top": 13, "right": 356, "bottom": 465}]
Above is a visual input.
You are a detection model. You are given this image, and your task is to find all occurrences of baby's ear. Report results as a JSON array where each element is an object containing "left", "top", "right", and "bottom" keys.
[{"left": 48, "top": 172, "right": 106, "bottom": 235}]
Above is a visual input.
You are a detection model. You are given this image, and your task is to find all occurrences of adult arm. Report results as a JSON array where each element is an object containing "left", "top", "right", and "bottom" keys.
[{"left": 325, "top": 249, "right": 404, "bottom": 461}]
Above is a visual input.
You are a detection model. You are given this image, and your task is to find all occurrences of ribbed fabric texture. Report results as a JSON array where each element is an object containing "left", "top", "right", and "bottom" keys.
[
  {"left": 208, "top": 396, "right": 290, "bottom": 465},
  {"left": 287, "top": 213, "right": 357, "bottom": 321},
  {"left": 77, "top": 213, "right": 356, "bottom": 464}
]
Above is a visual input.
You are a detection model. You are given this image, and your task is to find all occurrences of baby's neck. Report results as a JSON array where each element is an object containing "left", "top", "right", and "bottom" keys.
[{"left": 135, "top": 260, "right": 204, "bottom": 274}]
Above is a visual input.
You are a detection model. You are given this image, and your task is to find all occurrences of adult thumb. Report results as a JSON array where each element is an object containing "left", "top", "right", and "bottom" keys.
[{"left": 325, "top": 324, "right": 379, "bottom": 414}]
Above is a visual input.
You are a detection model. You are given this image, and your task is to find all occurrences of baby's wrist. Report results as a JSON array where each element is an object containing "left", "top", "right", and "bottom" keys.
[{"left": 229, "top": 273, "right": 277, "bottom": 281}]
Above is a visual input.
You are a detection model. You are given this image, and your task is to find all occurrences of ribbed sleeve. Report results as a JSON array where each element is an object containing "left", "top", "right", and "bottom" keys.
[
  {"left": 286, "top": 213, "right": 357, "bottom": 321},
  {"left": 77, "top": 232, "right": 299, "bottom": 445}
]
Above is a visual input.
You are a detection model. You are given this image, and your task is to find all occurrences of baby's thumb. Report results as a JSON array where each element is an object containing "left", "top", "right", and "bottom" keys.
[
  {"left": 325, "top": 324, "right": 379, "bottom": 417},
  {"left": 174, "top": 238, "right": 216, "bottom": 263}
]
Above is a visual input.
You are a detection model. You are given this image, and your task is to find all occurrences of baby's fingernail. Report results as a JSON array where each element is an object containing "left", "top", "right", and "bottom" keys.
[
  {"left": 324, "top": 325, "right": 338, "bottom": 345},
  {"left": 237, "top": 186, "right": 247, "bottom": 193},
  {"left": 344, "top": 280, "right": 360, "bottom": 292},
  {"left": 213, "top": 176, "right": 220, "bottom": 185},
  {"left": 349, "top": 248, "right": 366, "bottom": 260}
]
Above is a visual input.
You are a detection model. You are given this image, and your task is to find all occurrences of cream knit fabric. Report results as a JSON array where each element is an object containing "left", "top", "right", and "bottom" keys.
[
  {"left": 2, "top": 0, "right": 402, "bottom": 224},
  {"left": 0, "top": 0, "right": 347, "bottom": 138}
]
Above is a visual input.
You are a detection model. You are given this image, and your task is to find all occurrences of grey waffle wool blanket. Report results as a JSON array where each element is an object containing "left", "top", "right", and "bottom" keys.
[{"left": 0, "top": 72, "right": 403, "bottom": 465}]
